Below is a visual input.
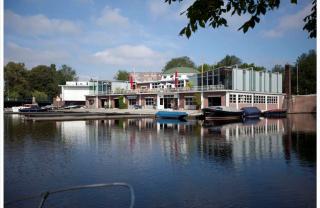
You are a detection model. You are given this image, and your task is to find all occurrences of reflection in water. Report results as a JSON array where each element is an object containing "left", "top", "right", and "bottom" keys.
[{"left": 4, "top": 114, "right": 316, "bottom": 208}]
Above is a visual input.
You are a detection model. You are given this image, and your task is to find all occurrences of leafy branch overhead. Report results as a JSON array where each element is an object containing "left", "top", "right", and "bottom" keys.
[{"left": 165, "top": 0, "right": 316, "bottom": 38}]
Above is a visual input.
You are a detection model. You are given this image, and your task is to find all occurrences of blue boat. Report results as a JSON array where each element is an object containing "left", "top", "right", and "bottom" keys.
[
  {"left": 241, "top": 107, "right": 261, "bottom": 119},
  {"left": 156, "top": 118, "right": 187, "bottom": 124},
  {"left": 155, "top": 111, "right": 188, "bottom": 120}
]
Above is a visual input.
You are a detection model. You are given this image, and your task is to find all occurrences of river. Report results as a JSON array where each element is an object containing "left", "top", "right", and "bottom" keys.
[{"left": 4, "top": 114, "right": 316, "bottom": 208}]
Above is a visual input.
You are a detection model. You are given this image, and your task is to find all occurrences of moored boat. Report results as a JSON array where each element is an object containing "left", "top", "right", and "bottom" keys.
[
  {"left": 155, "top": 111, "right": 188, "bottom": 120},
  {"left": 262, "top": 109, "right": 287, "bottom": 118},
  {"left": 19, "top": 105, "right": 48, "bottom": 112},
  {"left": 202, "top": 106, "right": 243, "bottom": 121},
  {"left": 241, "top": 107, "right": 261, "bottom": 119}
]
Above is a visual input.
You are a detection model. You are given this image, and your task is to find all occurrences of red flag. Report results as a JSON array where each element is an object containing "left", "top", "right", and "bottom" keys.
[
  {"left": 175, "top": 70, "right": 178, "bottom": 88},
  {"left": 129, "top": 75, "right": 133, "bottom": 89}
]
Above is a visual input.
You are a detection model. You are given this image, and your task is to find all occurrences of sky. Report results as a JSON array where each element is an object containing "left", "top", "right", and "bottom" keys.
[{"left": 4, "top": 0, "right": 316, "bottom": 80}]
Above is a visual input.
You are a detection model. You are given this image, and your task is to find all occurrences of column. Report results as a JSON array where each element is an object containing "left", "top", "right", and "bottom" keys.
[
  {"left": 201, "top": 92, "right": 204, "bottom": 108},
  {"left": 226, "top": 93, "right": 229, "bottom": 107},
  {"left": 265, "top": 95, "right": 268, "bottom": 110},
  {"left": 236, "top": 93, "right": 239, "bottom": 109}
]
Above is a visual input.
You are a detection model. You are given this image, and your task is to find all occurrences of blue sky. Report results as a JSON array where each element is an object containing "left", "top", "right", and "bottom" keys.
[{"left": 4, "top": 0, "right": 316, "bottom": 80}]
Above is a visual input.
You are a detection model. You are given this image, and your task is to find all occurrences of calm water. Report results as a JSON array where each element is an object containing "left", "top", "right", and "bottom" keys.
[{"left": 4, "top": 114, "right": 316, "bottom": 208}]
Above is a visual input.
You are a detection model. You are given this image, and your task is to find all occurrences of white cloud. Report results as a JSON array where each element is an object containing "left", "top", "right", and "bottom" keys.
[
  {"left": 96, "top": 6, "right": 129, "bottom": 27},
  {"left": 148, "top": 0, "right": 193, "bottom": 21},
  {"left": 5, "top": 42, "right": 70, "bottom": 67},
  {"left": 93, "top": 44, "right": 167, "bottom": 67},
  {"left": 262, "top": 3, "right": 312, "bottom": 38},
  {"left": 4, "top": 10, "right": 81, "bottom": 36}
]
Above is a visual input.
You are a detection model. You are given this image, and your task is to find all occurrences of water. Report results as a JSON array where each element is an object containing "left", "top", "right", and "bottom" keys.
[{"left": 4, "top": 114, "right": 316, "bottom": 208}]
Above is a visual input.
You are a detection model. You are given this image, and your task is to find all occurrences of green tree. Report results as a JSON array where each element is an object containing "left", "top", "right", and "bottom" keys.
[
  {"left": 163, "top": 56, "right": 196, "bottom": 71},
  {"left": 32, "top": 90, "right": 48, "bottom": 102},
  {"left": 215, "top": 55, "right": 242, "bottom": 67},
  {"left": 197, "top": 63, "right": 213, "bottom": 72},
  {"left": 57, "top": 64, "right": 78, "bottom": 85},
  {"left": 114, "top": 70, "right": 130, "bottom": 81},
  {"left": 272, "top": 64, "right": 285, "bottom": 73},
  {"left": 239, "top": 63, "right": 266, "bottom": 71},
  {"left": 28, "top": 64, "right": 59, "bottom": 100},
  {"left": 4, "top": 62, "right": 31, "bottom": 99},
  {"left": 118, "top": 96, "right": 128, "bottom": 109},
  {"left": 166, "top": 0, "right": 316, "bottom": 38},
  {"left": 291, "top": 50, "right": 316, "bottom": 95},
  {"left": 194, "top": 92, "right": 201, "bottom": 110}
]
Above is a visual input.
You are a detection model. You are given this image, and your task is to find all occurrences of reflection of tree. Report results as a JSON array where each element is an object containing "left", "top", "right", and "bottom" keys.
[{"left": 291, "top": 132, "right": 316, "bottom": 166}]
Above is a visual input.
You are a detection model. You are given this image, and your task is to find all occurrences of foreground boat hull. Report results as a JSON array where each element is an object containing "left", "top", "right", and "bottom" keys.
[
  {"left": 155, "top": 111, "right": 188, "bottom": 120},
  {"left": 202, "top": 108, "right": 243, "bottom": 121}
]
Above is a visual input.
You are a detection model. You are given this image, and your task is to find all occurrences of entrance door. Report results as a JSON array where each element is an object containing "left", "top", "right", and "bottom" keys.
[{"left": 208, "top": 97, "right": 221, "bottom": 106}]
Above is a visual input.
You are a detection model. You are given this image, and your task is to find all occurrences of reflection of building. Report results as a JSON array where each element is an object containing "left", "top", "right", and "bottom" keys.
[{"left": 84, "top": 66, "right": 284, "bottom": 110}]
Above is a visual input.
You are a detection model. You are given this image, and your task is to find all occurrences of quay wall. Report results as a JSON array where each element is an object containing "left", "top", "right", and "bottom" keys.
[{"left": 284, "top": 94, "right": 316, "bottom": 113}]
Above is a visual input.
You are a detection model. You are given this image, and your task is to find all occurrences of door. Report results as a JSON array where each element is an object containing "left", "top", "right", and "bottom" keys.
[{"left": 208, "top": 97, "right": 221, "bottom": 106}]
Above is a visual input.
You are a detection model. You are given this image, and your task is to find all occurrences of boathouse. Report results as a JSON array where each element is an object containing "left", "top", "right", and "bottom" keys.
[{"left": 83, "top": 66, "right": 284, "bottom": 111}]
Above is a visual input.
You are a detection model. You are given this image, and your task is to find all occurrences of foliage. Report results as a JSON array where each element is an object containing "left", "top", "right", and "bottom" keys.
[
  {"left": 118, "top": 96, "right": 128, "bottom": 109},
  {"left": 166, "top": 0, "right": 316, "bottom": 38},
  {"left": 186, "top": 81, "right": 193, "bottom": 89},
  {"left": 197, "top": 63, "right": 212, "bottom": 72},
  {"left": 4, "top": 62, "right": 31, "bottom": 99},
  {"left": 27, "top": 64, "right": 59, "bottom": 100},
  {"left": 32, "top": 90, "right": 48, "bottom": 102},
  {"left": 239, "top": 63, "right": 266, "bottom": 71},
  {"left": 215, "top": 55, "right": 242, "bottom": 67},
  {"left": 163, "top": 56, "right": 196, "bottom": 71},
  {"left": 272, "top": 65, "right": 285, "bottom": 73},
  {"left": 291, "top": 50, "right": 316, "bottom": 94},
  {"left": 194, "top": 93, "right": 201, "bottom": 109},
  {"left": 114, "top": 70, "right": 130, "bottom": 81},
  {"left": 56, "top": 65, "right": 78, "bottom": 85},
  {"left": 4, "top": 62, "right": 78, "bottom": 102}
]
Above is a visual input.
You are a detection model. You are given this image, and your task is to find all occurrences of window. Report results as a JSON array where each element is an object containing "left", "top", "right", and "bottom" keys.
[
  {"left": 129, "top": 99, "right": 136, "bottom": 105},
  {"left": 140, "top": 86, "right": 147, "bottom": 89},
  {"left": 185, "top": 97, "right": 194, "bottom": 105},
  {"left": 178, "top": 80, "right": 184, "bottom": 88},
  {"left": 267, "top": 96, "right": 278, "bottom": 104},
  {"left": 160, "top": 98, "right": 163, "bottom": 105},
  {"left": 254, "top": 95, "right": 266, "bottom": 103},
  {"left": 229, "top": 94, "right": 236, "bottom": 103},
  {"left": 152, "top": 83, "right": 159, "bottom": 88},
  {"left": 145, "top": 98, "right": 154, "bottom": 105}
]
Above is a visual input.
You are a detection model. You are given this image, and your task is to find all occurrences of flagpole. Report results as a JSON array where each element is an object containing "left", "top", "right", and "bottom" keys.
[{"left": 296, "top": 64, "right": 299, "bottom": 95}]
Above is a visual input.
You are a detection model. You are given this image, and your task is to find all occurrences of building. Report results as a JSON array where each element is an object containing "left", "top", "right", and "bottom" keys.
[{"left": 84, "top": 66, "right": 284, "bottom": 110}]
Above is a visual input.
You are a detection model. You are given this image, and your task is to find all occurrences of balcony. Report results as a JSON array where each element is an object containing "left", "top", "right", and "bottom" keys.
[{"left": 87, "top": 84, "right": 227, "bottom": 96}]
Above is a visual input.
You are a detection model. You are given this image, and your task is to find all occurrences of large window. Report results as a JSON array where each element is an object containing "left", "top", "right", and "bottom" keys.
[
  {"left": 238, "top": 94, "right": 252, "bottom": 103},
  {"left": 145, "top": 98, "right": 154, "bottom": 106},
  {"left": 185, "top": 97, "right": 194, "bottom": 105}
]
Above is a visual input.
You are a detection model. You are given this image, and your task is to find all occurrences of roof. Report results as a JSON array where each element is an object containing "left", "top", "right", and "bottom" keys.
[
  {"left": 162, "top": 67, "right": 198, "bottom": 74},
  {"left": 129, "top": 72, "right": 162, "bottom": 82}
]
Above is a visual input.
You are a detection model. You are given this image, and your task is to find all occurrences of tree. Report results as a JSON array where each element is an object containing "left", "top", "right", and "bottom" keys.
[
  {"left": 163, "top": 56, "right": 196, "bottom": 71},
  {"left": 28, "top": 64, "right": 59, "bottom": 100},
  {"left": 239, "top": 63, "right": 266, "bottom": 71},
  {"left": 291, "top": 50, "right": 316, "bottom": 94},
  {"left": 215, "top": 55, "right": 242, "bottom": 67},
  {"left": 57, "top": 64, "right": 78, "bottom": 85},
  {"left": 114, "top": 70, "right": 130, "bottom": 81},
  {"left": 32, "top": 90, "right": 48, "bottom": 102},
  {"left": 4, "top": 62, "right": 31, "bottom": 99},
  {"left": 166, "top": 0, "right": 316, "bottom": 39},
  {"left": 272, "top": 65, "right": 285, "bottom": 73},
  {"left": 197, "top": 63, "right": 213, "bottom": 72}
]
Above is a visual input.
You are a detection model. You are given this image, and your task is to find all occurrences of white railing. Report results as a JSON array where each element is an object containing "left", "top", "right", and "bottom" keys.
[{"left": 87, "top": 84, "right": 227, "bottom": 96}]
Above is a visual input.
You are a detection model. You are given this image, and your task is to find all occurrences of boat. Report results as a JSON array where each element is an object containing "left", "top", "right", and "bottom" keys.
[
  {"left": 241, "top": 107, "right": 261, "bottom": 119},
  {"left": 155, "top": 111, "right": 188, "bottom": 120},
  {"left": 202, "top": 106, "right": 243, "bottom": 121},
  {"left": 262, "top": 109, "right": 287, "bottom": 118},
  {"left": 156, "top": 118, "right": 187, "bottom": 124},
  {"left": 19, "top": 105, "right": 48, "bottom": 112},
  {"left": 12, "top": 104, "right": 35, "bottom": 112}
]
